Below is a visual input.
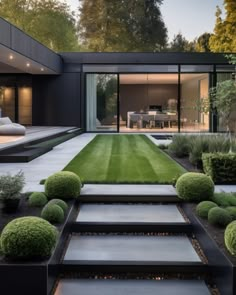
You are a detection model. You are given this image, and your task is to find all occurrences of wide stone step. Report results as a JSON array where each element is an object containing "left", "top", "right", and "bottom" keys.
[
  {"left": 62, "top": 234, "right": 206, "bottom": 273},
  {"left": 79, "top": 184, "right": 179, "bottom": 203},
  {"left": 74, "top": 204, "right": 191, "bottom": 233},
  {"left": 54, "top": 279, "right": 211, "bottom": 295}
]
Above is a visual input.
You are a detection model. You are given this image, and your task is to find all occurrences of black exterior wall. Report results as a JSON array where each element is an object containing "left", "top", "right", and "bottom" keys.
[{"left": 32, "top": 73, "right": 81, "bottom": 127}]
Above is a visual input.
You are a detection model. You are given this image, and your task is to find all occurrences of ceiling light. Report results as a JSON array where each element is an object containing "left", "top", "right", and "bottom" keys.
[
  {"left": 26, "top": 63, "right": 30, "bottom": 67},
  {"left": 9, "top": 54, "right": 14, "bottom": 60}
]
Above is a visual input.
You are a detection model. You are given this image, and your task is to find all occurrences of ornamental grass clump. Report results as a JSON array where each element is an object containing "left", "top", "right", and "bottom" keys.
[
  {"left": 28, "top": 192, "right": 48, "bottom": 207},
  {"left": 41, "top": 203, "right": 64, "bottom": 224},
  {"left": 225, "top": 221, "right": 236, "bottom": 256},
  {"left": 176, "top": 172, "right": 214, "bottom": 202},
  {"left": 196, "top": 201, "right": 218, "bottom": 219},
  {"left": 45, "top": 171, "right": 81, "bottom": 199},
  {"left": 208, "top": 207, "right": 232, "bottom": 227},
  {"left": 0, "top": 216, "right": 58, "bottom": 259}
]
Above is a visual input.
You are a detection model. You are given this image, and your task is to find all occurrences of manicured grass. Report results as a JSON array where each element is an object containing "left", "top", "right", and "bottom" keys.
[{"left": 63, "top": 134, "right": 186, "bottom": 184}]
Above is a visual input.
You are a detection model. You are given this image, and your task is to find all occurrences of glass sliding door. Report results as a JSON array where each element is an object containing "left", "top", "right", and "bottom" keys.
[
  {"left": 86, "top": 74, "right": 118, "bottom": 132},
  {"left": 180, "top": 73, "right": 210, "bottom": 132}
]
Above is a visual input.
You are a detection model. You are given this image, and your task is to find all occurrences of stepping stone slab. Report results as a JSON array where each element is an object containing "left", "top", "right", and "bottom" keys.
[
  {"left": 81, "top": 184, "right": 177, "bottom": 196},
  {"left": 64, "top": 235, "right": 201, "bottom": 264},
  {"left": 55, "top": 279, "right": 211, "bottom": 295},
  {"left": 77, "top": 204, "right": 186, "bottom": 223}
]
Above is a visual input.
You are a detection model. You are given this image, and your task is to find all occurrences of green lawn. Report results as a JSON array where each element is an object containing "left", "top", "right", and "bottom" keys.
[{"left": 63, "top": 134, "right": 186, "bottom": 184}]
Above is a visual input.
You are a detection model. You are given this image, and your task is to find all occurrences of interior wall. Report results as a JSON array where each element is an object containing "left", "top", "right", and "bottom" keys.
[
  {"left": 2, "top": 87, "right": 15, "bottom": 122},
  {"left": 119, "top": 84, "right": 178, "bottom": 120}
]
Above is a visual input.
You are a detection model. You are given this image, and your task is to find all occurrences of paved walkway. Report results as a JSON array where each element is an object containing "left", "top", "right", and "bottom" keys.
[{"left": 0, "top": 133, "right": 96, "bottom": 192}]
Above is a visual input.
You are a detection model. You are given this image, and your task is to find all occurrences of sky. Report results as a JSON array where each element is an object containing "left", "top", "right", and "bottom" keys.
[{"left": 65, "top": 0, "right": 225, "bottom": 41}]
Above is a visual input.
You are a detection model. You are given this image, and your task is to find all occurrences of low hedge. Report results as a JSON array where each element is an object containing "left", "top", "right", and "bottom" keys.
[
  {"left": 208, "top": 207, "right": 232, "bottom": 227},
  {"left": 196, "top": 201, "right": 218, "bottom": 219},
  {"left": 41, "top": 204, "right": 64, "bottom": 224},
  {"left": 202, "top": 153, "right": 236, "bottom": 184}
]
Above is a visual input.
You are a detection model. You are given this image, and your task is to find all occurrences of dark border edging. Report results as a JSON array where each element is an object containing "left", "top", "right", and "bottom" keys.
[
  {"left": 0, "top": 200, "right": 78, "bottom": 295},
  {"left": 182, "top": 203, "right": 236, "bottom": 295}
]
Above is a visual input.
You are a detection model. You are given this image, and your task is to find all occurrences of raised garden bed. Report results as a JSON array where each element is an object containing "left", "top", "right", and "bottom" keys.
[
  {"left": 0, "top": 195, "right": 77, "bottom": 295},
  {"left": 182, "top": 203, "right": 236, "bottom": 295}
]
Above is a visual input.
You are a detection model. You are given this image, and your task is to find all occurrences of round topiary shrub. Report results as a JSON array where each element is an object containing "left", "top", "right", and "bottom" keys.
[
  {"left": 28, "top": 192, "right": 48, "bottom": 207},
  {"left": 196, "top": 201, "right": 218, "bottom": 219},
  {"left": 45, "top": 171, "right": 81, "bottom": 199},
  {"left": 0, "top": 217, "right": 58, "bottom": 259},
  {"left": 41, "top": 204, "right": 64, "bottom": 224},
  {"left": 47, "top": 199, "right": 68, "bottom": 213},
  {"left": 208, "top": 207, "right": 232, "bottom": 227},
  {"left": 225, "top": 221, "right": 236, "bottom": 256},
  {"left": 176, "top": 172, "right": 214, "bottom": 202},
  {"left": 226, "top": 207, "right": 236, "bottom": 220}
]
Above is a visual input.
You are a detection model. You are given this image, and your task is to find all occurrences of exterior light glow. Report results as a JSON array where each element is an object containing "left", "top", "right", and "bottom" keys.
[
  {"left": 26, "top": 63, "right": 30, "bottom": 67},
  {"left": 9, "top": 54, "right": 14, "bottom": 60},
  {"left": 40, "top": 68, "right": 44, "bottom": 71}
]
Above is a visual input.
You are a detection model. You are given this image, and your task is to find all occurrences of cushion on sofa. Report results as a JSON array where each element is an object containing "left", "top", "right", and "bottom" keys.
[{"left": 0, "top": 117, "right": 12, "bottom": 125}]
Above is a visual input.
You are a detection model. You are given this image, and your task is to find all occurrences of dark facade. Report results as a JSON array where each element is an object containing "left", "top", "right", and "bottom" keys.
[{"left": 0, "top": 17, "right": 234, "bottom": 132}]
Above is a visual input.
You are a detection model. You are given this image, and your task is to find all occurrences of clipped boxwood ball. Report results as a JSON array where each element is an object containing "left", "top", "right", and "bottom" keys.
[
  {"left": 225, "top": 221, "right": 236, "bottom": 256},
  {"left": 208, "top": 207, "right": 232, "bottom": 227},
  {"left": 41, "top": 204, "right": 64, "bottom": 224},
  {"left": 196, "top": 201, "right": 218, "bottom": 219},
  {"left": 45, "top": 171, "right": 81, "bottom": 199},
  {"left": 176, "top": 172, "right": 214, "bottom": 201},
  {"left": 28, "top": 192, "right": 48, "bottom": 207},
  {"left": 226, "top": 207, "right": 236, "bottom": 220},
  {"left": 0, "top": 217, "right": 58, "bottom": 259},
  {"left": 48, "top": 199, "right": 68, "bottom": 213}
]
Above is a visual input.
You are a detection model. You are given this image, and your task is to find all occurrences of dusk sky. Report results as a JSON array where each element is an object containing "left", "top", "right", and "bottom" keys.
[{"left": 66, "top": 0, "right": 225, "bottom": 41}]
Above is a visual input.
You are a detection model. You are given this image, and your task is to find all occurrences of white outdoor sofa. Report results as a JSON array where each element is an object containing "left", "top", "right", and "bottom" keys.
[{"left": 0, "top": 117, "right": 26, "bottom": 135}]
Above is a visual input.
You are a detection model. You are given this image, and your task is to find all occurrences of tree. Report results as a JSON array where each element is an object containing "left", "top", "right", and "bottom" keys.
[
  {"left": 209, "top": 0, "right": 236, "bottom": 52},
  {"left": 195, "top": 33, "right": 211, "bottom": 52},
  {"left": 78, "top": 0, "right": 168, "bottom": 52},
  {"left": 168, "top": 33, "right": 195, "bottom": 52},
  {"left": 0, "top": 0, "right": 80, "bottom": 52}
]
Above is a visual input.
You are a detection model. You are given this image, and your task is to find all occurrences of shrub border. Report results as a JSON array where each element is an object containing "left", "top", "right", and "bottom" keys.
[
  {"left": 182, "top": 203, "right": 236, "bottom": 295},
  {"left": 0, "top": 200, "right": 77, "bottom": 295}
]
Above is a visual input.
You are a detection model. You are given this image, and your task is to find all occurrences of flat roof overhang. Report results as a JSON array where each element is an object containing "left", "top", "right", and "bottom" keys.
[
  {"left": 60, "top": 52, "right": 232, "bottom": 65},
  {"left": 0, "top": 17, "right": 62, "bottom": 75}
]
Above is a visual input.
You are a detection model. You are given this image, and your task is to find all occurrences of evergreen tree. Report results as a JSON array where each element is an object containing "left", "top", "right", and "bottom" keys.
[
  {"left": 209, "top": 0, "right": 236, "bottom": 52},
  {"left": 78, "top": 0, "right": 168, "bottom": 52},
  {"left": 168, "top": 33, "right": 195, "bottom": 52},
  {"left": 0, "top": 0, "right": 80, "bottom": 52},
  {"left": 195, "top": 33, "right": 211, "bottom": 52}
]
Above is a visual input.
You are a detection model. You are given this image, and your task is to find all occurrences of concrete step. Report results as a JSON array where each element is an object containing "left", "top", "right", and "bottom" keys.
[
  {"left": 79, "top": 184, "right": 178, "bottom": 202},
  {"left": 62, "top": 234, "right": 206, "bottom": 273},
  {"left": 54, "top": 279, "right": 211, "bottom": 295},
  {"left": 74, "top": 204, "right": 191, "bottom": 233}
]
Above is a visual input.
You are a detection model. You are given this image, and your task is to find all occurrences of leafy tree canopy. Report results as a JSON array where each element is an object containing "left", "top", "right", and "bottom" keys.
[
  {"left": 0, "top": 0, "right": 80, "bottom": 52},
  {"left": 78, "top": 0, "right": 168, "bottom": 52},
  {"left": 167, "top": 33, "right": 195, "bottom": 52},
  {"left": 209, "top": 0, "right": 236, "bottom": 52}
]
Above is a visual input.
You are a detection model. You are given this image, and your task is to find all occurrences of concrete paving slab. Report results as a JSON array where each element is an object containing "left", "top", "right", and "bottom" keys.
[
  {"left": 80, "top": 184, "right": 177, "bottom": 196},
  {"left": 215, "top": 185, "right": 236, "bottom": 193},
  {"left": 64, "top": 235, "right": 201, "bottom": 263},
  {"left": 55, "top": 279, "right": 211, "bottom": 295},
  {"left": 77, "top": 204, "right": 186, "bottom": 223}
]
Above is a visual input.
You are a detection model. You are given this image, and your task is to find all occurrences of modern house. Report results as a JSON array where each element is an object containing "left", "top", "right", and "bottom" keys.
[{"left": 0, "top": 17, "right": 235, "bottom": 134}]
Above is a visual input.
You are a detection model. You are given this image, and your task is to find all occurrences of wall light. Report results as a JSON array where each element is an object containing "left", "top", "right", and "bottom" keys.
[
  {"left": 9, "top": 54, "right": 14, "bottom": 60},
  {"left": 40, "top": 67, "right": 44, "bottom": 72},
  {"left": 26, "top": 63, "right": 30, "bottom": 67}
]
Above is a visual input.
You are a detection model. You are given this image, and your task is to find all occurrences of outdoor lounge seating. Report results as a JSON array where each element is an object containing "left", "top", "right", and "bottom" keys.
[{"left": 0, "top": 117, "right": 26, "bottom": 135}]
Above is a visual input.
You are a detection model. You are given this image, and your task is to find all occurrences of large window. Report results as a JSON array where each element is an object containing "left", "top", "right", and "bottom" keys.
[
  {"left": 180, "top": 73, "right": 209, "bottom": 132},
  {"left": 86, "top": 74, "right": 118, "bottom": 131},
  {"left": 0, "top": 76, "right": 32, "bottom": 125}
]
